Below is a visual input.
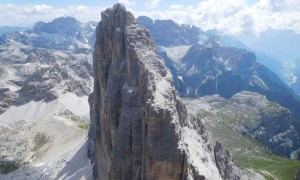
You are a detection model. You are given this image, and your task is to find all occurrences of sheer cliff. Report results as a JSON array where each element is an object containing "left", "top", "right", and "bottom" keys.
[{"left": 88, "top": 4, "right": 249, "bottom": 180}]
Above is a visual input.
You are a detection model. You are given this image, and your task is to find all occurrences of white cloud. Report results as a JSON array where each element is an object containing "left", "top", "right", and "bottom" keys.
[
  {"left": 24, "top": 4, "right": 54, "bottom": 15},
  {"left": 0, "top": 4, "right": 103, "bottom": 27},
  {"left": 136, "top": 0, "right": 300, "bottom": 36},
  {"left": 146, "top": 0, "right": 162, "bottom": 9},
  {"left": 0, "top": 1, "right": 299, "bottom": 37},
  {"left": 169, "top": 5, "right": 184, "bottom": 10},
  {"left": 118, "top": 0, "right": 136, "bottom": 8}
]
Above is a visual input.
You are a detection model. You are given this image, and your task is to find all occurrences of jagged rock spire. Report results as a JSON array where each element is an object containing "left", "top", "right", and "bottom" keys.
[{"left": 89, "top": 3, "right": 245, "bottom": 180}]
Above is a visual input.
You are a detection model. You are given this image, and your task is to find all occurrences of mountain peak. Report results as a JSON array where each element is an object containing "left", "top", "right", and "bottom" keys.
[
  {"left": 137, "top": 16, "right": 200, "bottom": 46},
  {"left": 52, "top": 16, "right": 78, "bottom": 23},
  {"left": 89, "top": 4, "right": 245, "bottom": 180},
  {"left": 33, "top": 16, "right": 81, "bottom": 35},
  {"left": 0, "top": 16, "right": 95, "bottom": 52},
  {"left": 101, "top": 3, "right": 135, "bottom": 27},
  {"left": 137, "top": 16, "right": 153, "bottom": 25}
]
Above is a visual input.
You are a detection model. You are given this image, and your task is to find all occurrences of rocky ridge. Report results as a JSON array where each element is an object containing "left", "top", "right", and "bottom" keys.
[
  {"left": 184, "top": 91, "right": 300, "bottom": 160},
  {"left": 0, "top": 39, "right": 93, "bottom": 114},
  {"left": 89, "top": 4, "right": 253, "bottom": 180},
  {"left": 184, "top": 92, "right": 300, "bottom": 179},
  {"left": 137, "top": 16, "right": 201, "bottom": 47}
]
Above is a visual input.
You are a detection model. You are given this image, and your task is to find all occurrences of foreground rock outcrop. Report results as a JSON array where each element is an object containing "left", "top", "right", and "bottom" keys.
[{"left": 89, "top": 4, "right": 249, "bottom": 180}]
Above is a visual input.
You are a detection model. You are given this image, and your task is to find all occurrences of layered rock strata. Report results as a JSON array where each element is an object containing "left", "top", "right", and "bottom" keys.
[{"left": 89, "top": 4, "right": 244, "bottom": 180}]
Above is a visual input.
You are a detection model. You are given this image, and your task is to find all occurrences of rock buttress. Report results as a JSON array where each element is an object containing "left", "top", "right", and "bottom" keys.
[{"left": 89, "top": 3, "right": 245, "bottom": 180}]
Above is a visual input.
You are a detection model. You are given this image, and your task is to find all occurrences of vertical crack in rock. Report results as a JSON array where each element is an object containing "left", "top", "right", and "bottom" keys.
[{"left": 89, "top": 3, "right": 245, "bottom": 180}]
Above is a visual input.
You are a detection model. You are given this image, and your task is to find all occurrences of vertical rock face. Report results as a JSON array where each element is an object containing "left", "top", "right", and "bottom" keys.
[{"left": 89, "top": 3, "right": 244, "bottom": 180}]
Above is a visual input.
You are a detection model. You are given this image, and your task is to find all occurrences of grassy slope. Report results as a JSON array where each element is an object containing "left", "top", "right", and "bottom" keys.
[
  {"left": 197, "top": 110, "right": 300, "bottom": 180},
  {"left": 240, "top": 155, "right": 300, "bottom": 180}
]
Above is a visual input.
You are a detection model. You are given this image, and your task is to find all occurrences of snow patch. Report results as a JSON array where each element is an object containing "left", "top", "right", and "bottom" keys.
[
  {"left": 178, "top": 76, "right": 183, "bottom": 82},
  {"left": 251, "top": 73, "right": 268, "bottom": 90},
  {"left": 282, "top": 60, "right": 297, "bottom": 85},
  {"left": 224, "top": 59, "right": 232, "bottom": 71},
  {"left": 161, "top": 45, "right": 190, "bottom": 63},
  {"left": 185, "top": 65, "right": 198, "bottom": 76}
]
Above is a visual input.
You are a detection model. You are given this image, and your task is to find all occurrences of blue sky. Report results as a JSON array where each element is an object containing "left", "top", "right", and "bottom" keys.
[
  {"left": 0, "top": 0, "right": 205, "bottom": 11},
  {"left": 0, "top": 0, "right": 299, "bottom": 37},
  {"left": 0, "top": 0, "right": 259, "bottom": 10},
  {"left": 0, "top": 0, "right": 115, "bottom": 8}
]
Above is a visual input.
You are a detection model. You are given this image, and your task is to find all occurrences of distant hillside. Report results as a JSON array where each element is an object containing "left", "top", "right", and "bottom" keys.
[{"left": 0, "top": 26, "right": 27, "bottom": 36}]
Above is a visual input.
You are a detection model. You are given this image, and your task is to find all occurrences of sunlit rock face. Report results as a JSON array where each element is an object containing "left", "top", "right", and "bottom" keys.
[{"left": 89, "top": 3, "right": 247, "bottom": 180}]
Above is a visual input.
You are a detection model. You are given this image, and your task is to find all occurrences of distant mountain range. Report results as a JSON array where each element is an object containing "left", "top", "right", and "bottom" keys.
[
  {"left": 0, "top": 17, "right": 97, "bottom": 54},
  {"left": 2, "top": 17, "right": 299, "bottom": 95},
  {"left": 0, "top": 26, "right": 28, "bottom": 36},
  {"left": 137, "top": 16, "right": 300, "bottom": 120}
]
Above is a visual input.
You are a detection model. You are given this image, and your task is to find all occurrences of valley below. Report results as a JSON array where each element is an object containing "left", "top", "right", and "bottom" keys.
[
  {"left": 184, "top": 92, "right": 300, "bottom": 179},
  {"left": 0, "top": 93, "right": 93, "bottom": 179}
]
